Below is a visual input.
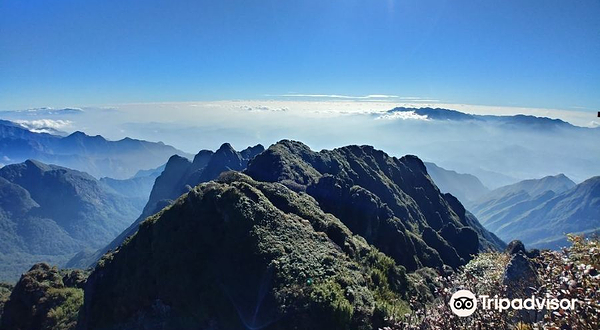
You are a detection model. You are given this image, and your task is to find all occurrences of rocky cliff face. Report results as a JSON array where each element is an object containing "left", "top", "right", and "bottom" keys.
[
  {"left": 80, "top": 172, "right": 420, "bottom": 330},
  {"left": 245, "top": 140, "right": 504, "bottom": 271}
]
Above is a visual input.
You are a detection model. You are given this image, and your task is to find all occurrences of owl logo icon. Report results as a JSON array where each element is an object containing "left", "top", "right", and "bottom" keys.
[{"left": 449, "top": 290, "right": 477, "bottom": 317}]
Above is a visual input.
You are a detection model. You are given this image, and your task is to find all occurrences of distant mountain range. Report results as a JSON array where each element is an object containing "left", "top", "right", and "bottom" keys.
[
  {"left": 383, "top": 107, "right": 595, "bottom": 130},
  {"left": 99, "top": 164, "right": 165, "bottom": 206},
  {"left": 0, "top": 119, "right": 189, "bottom": 179},
  {"left": 0, "top": 160, "right": 143, "bottom": 281},
  {"left": 375, "top": 107, "right": 600, "bottom": 188},
  {"left": 469, "top": 174, "right": 599, "bottom": 249},
  {"left": 424, "top": 162, "right": 490, "bottom": 204},
  {"left": 67, "top": 143, "right": 265, "bottom": 268}
]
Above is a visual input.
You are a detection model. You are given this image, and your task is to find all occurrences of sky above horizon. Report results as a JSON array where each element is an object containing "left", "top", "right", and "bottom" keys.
[{"left": 1, "top": 0, "right": 599, "bottom": 113}]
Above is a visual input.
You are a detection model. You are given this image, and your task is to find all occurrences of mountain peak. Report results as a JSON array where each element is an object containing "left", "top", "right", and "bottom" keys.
[
  {"left": 161, "top": 155, "right": 192, "bottom": 178},
  {"left": 67, "top": 131, "right": 87, "bottom": 138},
  {"left": 216, "top": 142, "right": 235, "bottom": 153},
  {"left": 481, "top": 173, "right": 577, "bottom": 202},
  {"left": 400, "top": 154, "right": 427, "bottom": 172},
  {"left": 191, "top": 150, "right": 214, "bottom": 166},
  {"left": 23, "top": 159, "right": 51, "bottom": 172},
  {"left": 166, "top": 154, "right": 191, "bottom": 165},
  {"left": 64, "top": 131, "right": 107, "bottom": 142},
  {"left": 543, "top": 173, "right": 575, "bottom": 184}
]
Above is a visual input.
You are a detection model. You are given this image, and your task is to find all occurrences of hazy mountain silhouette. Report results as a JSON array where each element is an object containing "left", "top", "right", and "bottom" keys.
[
  {"left": 0, "top": 119, "right": 189, "bottom": 179},
  {"left": 384, "top": 107, "right": 582, "bottom": 130},
  {"left": 99, "top": 164, "right": 165, "bottom": 208},
  {"left": 0, "top": 160, "right": 142, "bottom": 281},
  {"left": 469, "top": 174, "right": 599, "bottom": 249},
  {"left": 424, "top": 162, "right": 489, "bottom": 204}
]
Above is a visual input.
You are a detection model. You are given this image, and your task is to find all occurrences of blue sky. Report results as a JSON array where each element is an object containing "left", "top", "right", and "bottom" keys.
[{"left": 1, "top": 0, "right": 599, "bottom": 111}]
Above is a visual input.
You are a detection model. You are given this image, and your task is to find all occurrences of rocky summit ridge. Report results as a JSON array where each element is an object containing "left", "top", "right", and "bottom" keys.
[{"left": 245, "top": 140, "right": 504, "bottom": 270}]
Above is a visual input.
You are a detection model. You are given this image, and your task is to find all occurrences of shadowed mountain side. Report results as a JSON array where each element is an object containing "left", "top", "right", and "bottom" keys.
[
  {"left": 0, "top": 263, "right": 86, "bottom": 330},
  {"left": 244, "top": 140, "right": 504, "bottom": 271},
  {"left": 66, "top": 143, "right": 265, "bottom": 268},
  {"left": 79, "top": 172, "right": 425, "bottom": 330}
]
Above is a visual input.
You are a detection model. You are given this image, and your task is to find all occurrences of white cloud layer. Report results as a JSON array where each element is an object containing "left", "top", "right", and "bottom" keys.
[
  {"left": 14, "top": 119, "right": 73, "bottom": 133},
  {"left": 271, "top": 94, "right": 441, "bottom": 102},
  {"left": 275, "top": 93, "right": 400, "bottom": 99},
  {"left": 15, "top": 107, "right": 83, "bottom": 115},
  {"left": 238, "top": 105, "right": 288, "bottom": 112},
  {"left": 376, "top": 110, "right": 429, "bottom": 121},
  {"left": 1, "top": 100, "right": 599, "bottom": 184}
]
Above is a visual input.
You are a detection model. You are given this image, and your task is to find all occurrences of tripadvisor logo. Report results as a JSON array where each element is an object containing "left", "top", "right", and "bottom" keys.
[
  {"left": 449, "top": 290, "right": 577, "bottom": 317},
  {"left": 450, "top": 290, "right": 477, "bottom": 316}
]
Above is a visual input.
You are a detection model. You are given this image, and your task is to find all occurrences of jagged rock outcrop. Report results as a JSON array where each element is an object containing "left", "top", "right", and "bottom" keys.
[
  {"left": 79, "top": 172, "right": 419, "bottom": 330},
  {"left": 502, "top": 242, "right": 542, "bottom": 323},
  {"left": 503, "top": 240, "right": 541, "bottom": 300},
  {"left": 503, "top": 253, "right": 539, "bottom": 295},
  {"left": 504, "top": 240, "right": 540, "bottom": 259},
  {"left": 141, "top": 142, "right": 263, "bottom": 218},
  {"left": 245, "top": 140, "right": 504, "bottom": 271}
]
